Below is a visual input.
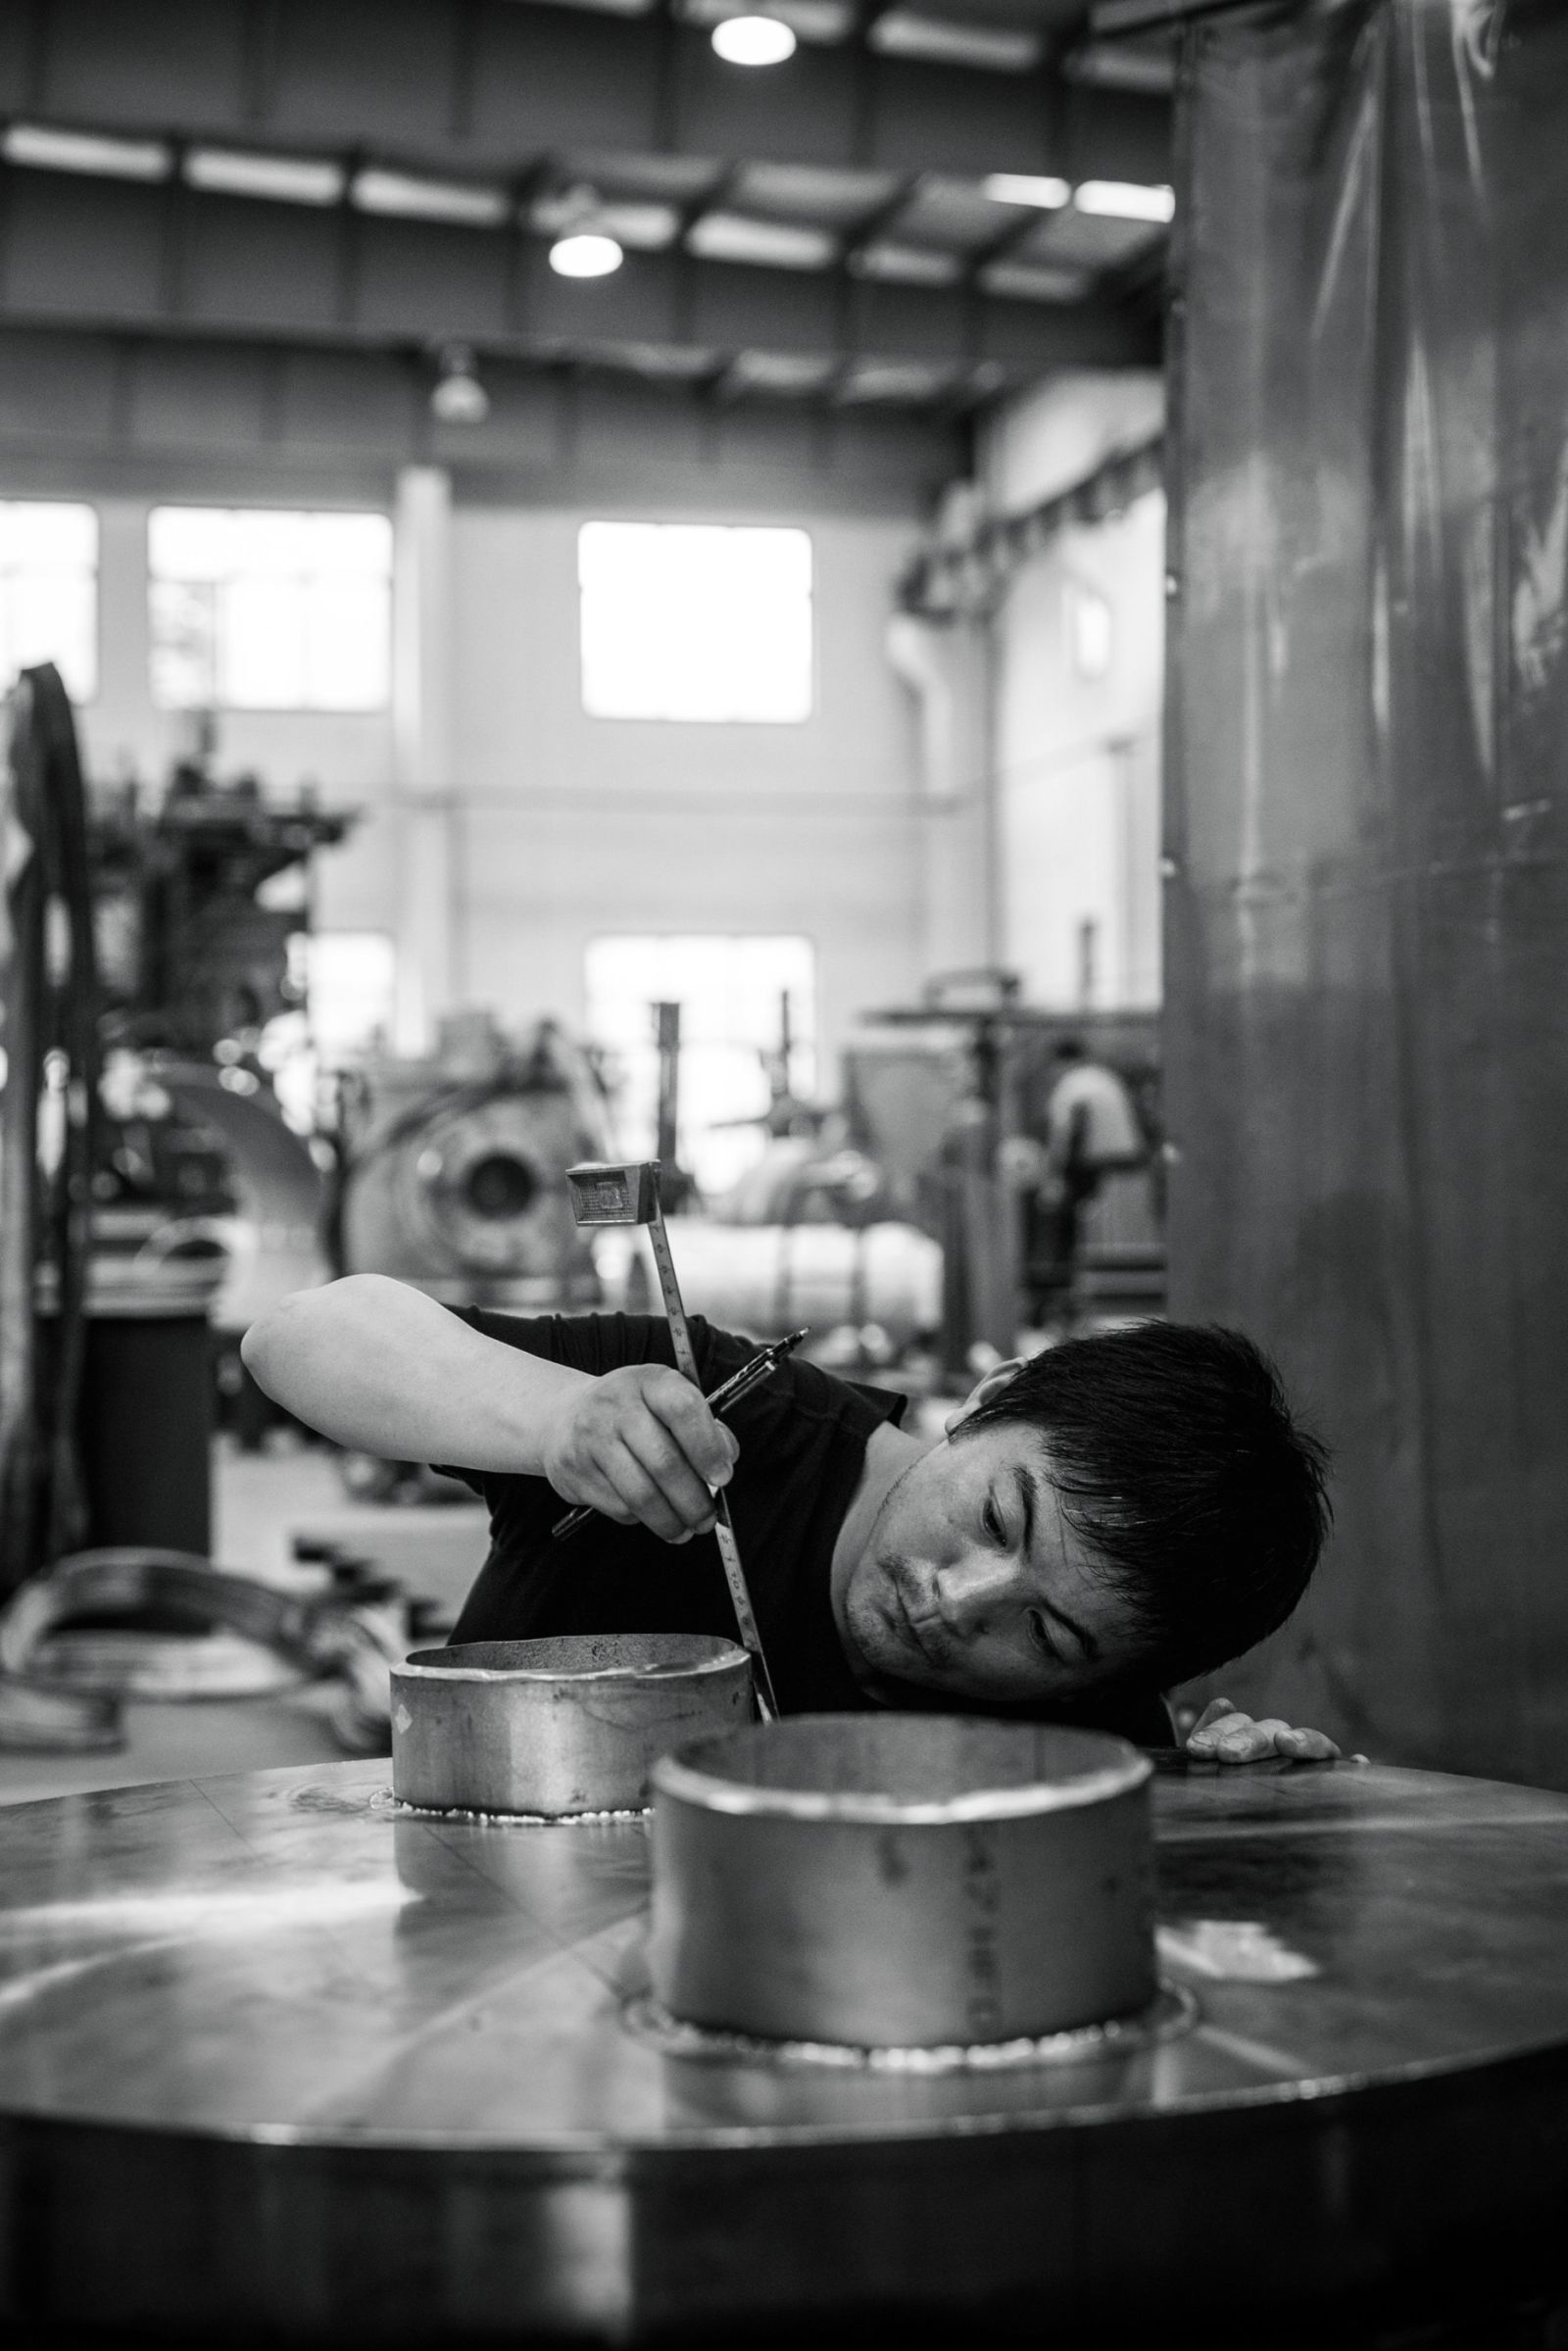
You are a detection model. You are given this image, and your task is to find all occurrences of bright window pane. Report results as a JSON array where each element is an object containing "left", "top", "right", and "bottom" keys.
[
  {"left": 0, "top": 501, "right": 97, "bottom": 570},
  {"left": 148, "top": 505, "right": 391, "bottom": 710},
  {"left": 218, "top": 579, "right": 304, "bottom": 707},
  {"left": 311, "top": 512, "right": 393, "bottom": 575},
  {"left": 307, "top": 932, "right": 397, "bottom": 1059},
  {"left": 584, "top": 935, "right": 817, "bottom": 1196},
  {"left": 579, "top": 522, "right": 813, "bottom": 723},
  {"left": 150, "top": 505, "right": 231, "bottom": 580},
  {"left": 1069, "top": 581, "right": 1114, "bottom": 680},
  {"left": 228, "top": 509, "right": 312, "bottom": 577},
  {"left": 149, "top": 579, "right": 216, "bottom": 709},
  {"left": 305, "top": 578, "right": 391, "bottom": 710},
  {"left": 0, "top": 501, "right": 98, "bottom": 701}
]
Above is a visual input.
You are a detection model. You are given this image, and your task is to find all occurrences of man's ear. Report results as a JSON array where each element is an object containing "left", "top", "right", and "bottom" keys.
[{"left": 943, "top": 1356, "right": 1028, "bottom": 1438}]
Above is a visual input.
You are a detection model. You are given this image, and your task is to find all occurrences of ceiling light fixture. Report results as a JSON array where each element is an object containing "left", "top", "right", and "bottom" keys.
[
  {"left": 353, "top": 169, "right": 509, "bottom": 226},
  {"left": 3, "top": 122, "right": 171, "bottom": 181},
  {"left": 549, "top": 230, "right": 624, "bottom": 277},
  {"left": 1073, "top": 180, "right": 1176, "bottom": 223},
  {"left": 186, "top": 147, "right": 345, "bottom": 206},
  {"left": 982, "top": 173, "right": 1071, "bottom": 211},
  {"left": 430, "top": 344, "right": 490, "bottom": 424},
  {"left": 711, "top": 15, "right": 798, "bottom": 67}
]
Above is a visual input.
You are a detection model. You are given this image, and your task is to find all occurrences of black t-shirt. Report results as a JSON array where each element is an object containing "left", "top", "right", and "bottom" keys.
[{"left": 444, "top": 1310, "right": 1172, "bottom": 1743}]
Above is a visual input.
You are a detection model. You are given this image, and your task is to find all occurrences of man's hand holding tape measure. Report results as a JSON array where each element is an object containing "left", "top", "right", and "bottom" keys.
[{"left": 540, "top": 1364, "right": 740, "bottom": 1546}]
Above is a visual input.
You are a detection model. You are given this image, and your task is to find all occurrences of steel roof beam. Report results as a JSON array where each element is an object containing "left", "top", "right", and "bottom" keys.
[
  {"left": 2, "top": 0, "right": 1172, "bottom": 190},
  {"left": 0, "top": 163, "right": 1159, "bottom": 373}
]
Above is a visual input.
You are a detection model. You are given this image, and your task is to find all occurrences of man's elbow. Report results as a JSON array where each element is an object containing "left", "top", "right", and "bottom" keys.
[
  {"left": 242, "top": 1287, "right": 313, "bottom": 1396},
  {"left": 242, "top": 1277, "right": 366, "bottom": 1395}
]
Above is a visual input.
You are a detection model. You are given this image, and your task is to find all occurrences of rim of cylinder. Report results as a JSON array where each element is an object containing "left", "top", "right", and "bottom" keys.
[
  {"left": 652, "top": 1737, "right": 1152, "bottom": 1826},
  {"left": 394, "top": 1633, "right": 751, "bottom": 1685}
]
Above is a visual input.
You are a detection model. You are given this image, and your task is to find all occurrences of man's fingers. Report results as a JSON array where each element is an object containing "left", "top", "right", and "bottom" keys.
[
  {"left": 1214, "top": 1720, "right": 1271, "bottom": 1760},
  {"left": 620, "top": 1417, "right": 719, "bottom": 1538},
  {"left": 569, "top": 1464, "right": 640, "bottom": 1527},
  {"left": 1190, "top": 1696, "right": 1236, "bottom": 1738},
  {"left": 646, "top": 1375, "right": 741, "bottom": 1488},
  {"left": 1186, "top": 1706, "right": 1250, "bottom": 1753},
  {"left": 599, "top": 1439, "right": 702, "bottom": 1543},
  {"left": 1187, "top": 1707, "right": 1345, "bottom": 1765},
  {"left": 1274, "top": 1725, "right": 1342, "bottom": 1761}
]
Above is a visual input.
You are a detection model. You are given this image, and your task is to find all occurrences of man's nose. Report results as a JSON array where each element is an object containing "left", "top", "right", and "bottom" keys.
[{"left": 933, "top": 1551, "right": 1025, "bottom": 1636}]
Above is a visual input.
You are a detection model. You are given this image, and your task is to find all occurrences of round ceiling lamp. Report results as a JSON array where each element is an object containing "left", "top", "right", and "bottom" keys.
[
  {"left": 430, "top": 342, "right": 489, "bottom": 423},
  {"left": 549, "top": 230, "right": 624, "bottom": 278},
  {"left": 711, "top": 15, "right": 797, "bottom": 67}
]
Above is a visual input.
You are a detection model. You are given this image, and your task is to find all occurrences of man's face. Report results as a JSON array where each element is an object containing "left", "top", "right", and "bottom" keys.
[{"left": 839, "top": 1418, "right": 1140, "bottom": 1706}]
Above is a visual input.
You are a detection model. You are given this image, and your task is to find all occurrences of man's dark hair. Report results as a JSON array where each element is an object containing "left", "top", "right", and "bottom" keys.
[{"left": 961, "top": 1321, "right": 1330, "bottom": 1691}]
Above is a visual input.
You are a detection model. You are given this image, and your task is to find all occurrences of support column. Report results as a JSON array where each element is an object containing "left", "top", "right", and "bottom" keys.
[
  {"left": 391, "top": 465, "right": 457, "bottom": 1055},
  {"left": 886, "top": 611, "right": 996, "bottom": 982}
]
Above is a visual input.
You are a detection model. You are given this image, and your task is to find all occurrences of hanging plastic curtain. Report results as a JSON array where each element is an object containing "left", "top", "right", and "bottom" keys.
[{"left": 1164, "top": 0, "right": 1568, "bottom": 1783}]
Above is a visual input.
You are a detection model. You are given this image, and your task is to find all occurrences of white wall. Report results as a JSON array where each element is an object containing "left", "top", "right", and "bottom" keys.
[
  {"left": 981, "top": 373, "right": 1166, "bottom": 1010},
  {"left": 42, "top": 474, "right": 932, "bottom": 1094},
  {"left": 983, "top": 370, "right": 1164, "bottom": 516},
  {"left": 77, "top": 493, "right": 401, "bottom": 932},
  {"left": 82, "top": 494, "right": 395, "bottom": 802},
  {"left": 446, "top": 500, "right": 927, "bottom": 1082}
]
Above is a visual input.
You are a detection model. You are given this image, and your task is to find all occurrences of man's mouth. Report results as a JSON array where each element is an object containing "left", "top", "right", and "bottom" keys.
[{"left": 887, "top": 1570, "right": 948, "bottom": 1674}]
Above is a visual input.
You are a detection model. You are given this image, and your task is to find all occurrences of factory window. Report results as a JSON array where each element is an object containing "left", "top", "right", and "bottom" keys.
[
  {"left": 148, "top": 507, "right": 392, "bottom": 711},
  {"left": 585, "top": 935, "right": 817, "bottom": 1198},
  {"left": 0, "top": 501, "right": 98, "bottom": 703},
  {"left": 1067, "top": 580, "right": 1114, "bottom": 682},
  {"left": 302, "top": 932, "right": 397, "bottom": 1062},
  {"left": 578, "top": 522, "right": 813, "bottom": 723}
]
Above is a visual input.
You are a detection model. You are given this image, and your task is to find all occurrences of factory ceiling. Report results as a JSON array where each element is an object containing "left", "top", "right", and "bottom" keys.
[{"left": 0, "top": 0, "right": 1175, "bottom": 423}]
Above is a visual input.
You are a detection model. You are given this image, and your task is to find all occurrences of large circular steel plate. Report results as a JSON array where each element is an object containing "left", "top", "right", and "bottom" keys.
[{"left": 1, "top": 1756, "right": 1567, "bottom": 2342}]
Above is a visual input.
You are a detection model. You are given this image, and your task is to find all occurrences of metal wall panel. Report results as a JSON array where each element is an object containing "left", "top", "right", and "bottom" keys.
[{"left": 1165, "top": 0, "right": 1568, "bottom": 1785}]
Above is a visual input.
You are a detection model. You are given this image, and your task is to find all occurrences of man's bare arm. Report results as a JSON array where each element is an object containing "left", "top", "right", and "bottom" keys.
[{"left": 241, "top": 1276, "right": 736, "bottom": 1543}]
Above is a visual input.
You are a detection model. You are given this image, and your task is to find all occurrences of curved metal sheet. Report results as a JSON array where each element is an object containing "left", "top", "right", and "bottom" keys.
[
  {"left": 1, "top": 1757, "right": 1567, "bottom": 2336},
  {"left": 1164, "top": 0, "right": 1568, "bottom": 1783}
]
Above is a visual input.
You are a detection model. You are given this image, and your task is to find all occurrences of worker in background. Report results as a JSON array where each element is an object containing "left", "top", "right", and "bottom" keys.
[
  {"left": 1026, "top": 1036, "right": 1151, "bottom": 1329},
  {"left": 244, "top": 1281, "right": 1340, "bottom": 1764}
]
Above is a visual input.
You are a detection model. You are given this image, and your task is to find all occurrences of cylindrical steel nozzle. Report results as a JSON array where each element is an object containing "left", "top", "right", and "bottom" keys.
[
  {"left": 649, "top": 1714, "right": 1154, "bottom": 2046},
  {"left": 391, "top": 1634, "right": 754, "bottom": 1817}
]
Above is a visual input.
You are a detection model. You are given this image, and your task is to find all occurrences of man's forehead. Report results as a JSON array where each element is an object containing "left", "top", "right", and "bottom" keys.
[
  {"left": 960, "top": 1415, "right": 1060, "bottom": 1487},
  {"left": 961, "top": 1421, "right": 1108, "bottom": 1572}
]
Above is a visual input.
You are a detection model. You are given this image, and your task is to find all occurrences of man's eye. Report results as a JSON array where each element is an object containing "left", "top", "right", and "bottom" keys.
[{"left": 983, "top": 1497, "right": 1004, "bottom": 1542}]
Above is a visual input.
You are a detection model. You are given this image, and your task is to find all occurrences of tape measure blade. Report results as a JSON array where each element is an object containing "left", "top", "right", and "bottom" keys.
[{"left": 713, "top": 1497, "right": 778, "bottom": 1721}]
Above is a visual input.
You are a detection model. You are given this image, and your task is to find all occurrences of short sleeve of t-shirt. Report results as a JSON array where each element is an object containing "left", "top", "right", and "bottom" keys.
[
  {"left": 433, "top": 1307, "right": 1173, "bottom": 1743},
  {"left": 438, "top": 1309, "right": 906, "bottom": 1713}
]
